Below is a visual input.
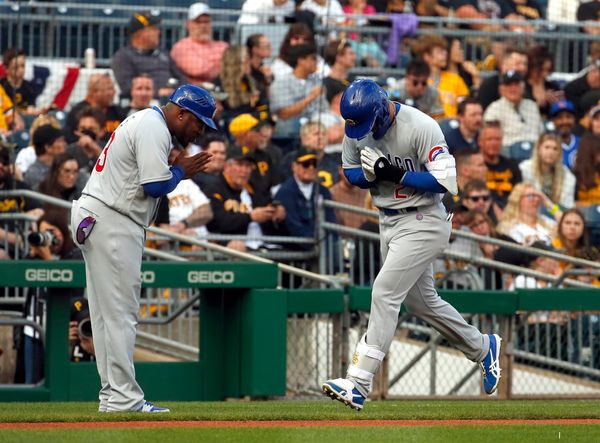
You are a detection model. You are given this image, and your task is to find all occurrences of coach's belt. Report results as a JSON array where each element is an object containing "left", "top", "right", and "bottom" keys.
[{"left": 381, "top": 207, "right": 418, "bottom": 216}]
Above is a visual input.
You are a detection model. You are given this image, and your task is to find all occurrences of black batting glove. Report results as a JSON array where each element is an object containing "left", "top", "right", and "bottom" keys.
[{"left": 374, "top": 156, "right": 407, "bottom": 183}]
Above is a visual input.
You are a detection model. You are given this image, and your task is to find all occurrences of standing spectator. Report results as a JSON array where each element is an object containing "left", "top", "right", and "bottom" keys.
[
  {"left": 412, "top": 35, "right": 469, "bottom": 117},
  {"left": 112, "top": 11, "right": 186, "bottom": 100},
  {"left": 270, "top": 44, "right": 327, "bottom": 139},
  {"left": 67, "top": 107, "right": 107, "bottom": 173},
  {"left": 216, "top": 46, "right": 269, "bottom": 126},
  {"left": 496, "top": 182, "right": 556, "bottom": 246},
  {"left": 192, "top": 134, "right": 228, "bottom": 191},
  {"left": 442, "top": 98, "right": 483, "bottom": 155},
  {"left": 246, "top": 33, "right": 274, "bottom": 97},
  {"left": 519, "top": 133, "right": 576, "bottom": 213},
  {"left": 574, "top": 134, "right": 600, "bottom": 207},
  {"left": 170, "top": 3, "right": 229, "bottom": 85},
  {"left": 23, "top": 124, "right": 66, "bottom": 190},
  {"left": 477, "top": 47, "right": 528, "bottom": 111},
  {"left": 205, "top": 147, "right": 285, "bottom": 252},
  {"left": 274, "top": 148, "right": 336, "bottom": 247},
  {"left": 483, "top": 70, "right": 543, "bottom": 149},
  {"left": 478, "top": 121, "right": 522, "bottom": 208},
  {"left": 394, "top": 59, "right": 443, "bottom": 118},
  {"left": 37, "top": 153, "right": 89, "bottom": 202},
  {"left": 329, "top": 164, "right": 368, "bottom": 229},
  {"left": 238, "top": 0, "right": 295, "bottom": 24},
  {"left": 526, "top": 45, "right": 564, "bottom": 116},
  {"left": 1, "top": 48, "right": 38, "bottom": 114},
  {"left": 547, "top": 100, "right": 579, "bottom": 171},
  {"left": 65, "top": 73, "right": 126, "bottom": 142},
  {"left": 126, "top": 74, "right": 154, "bottom": 116}
]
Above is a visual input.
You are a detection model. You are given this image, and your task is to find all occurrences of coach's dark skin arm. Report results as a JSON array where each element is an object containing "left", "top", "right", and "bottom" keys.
[{"left": 172, "top": 150, "right": 212, "bottom": 179}]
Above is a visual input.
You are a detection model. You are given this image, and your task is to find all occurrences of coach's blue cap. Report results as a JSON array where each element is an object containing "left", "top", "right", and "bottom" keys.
[{"left": 549, "top": 100, "right": 576, "bottom": 118}]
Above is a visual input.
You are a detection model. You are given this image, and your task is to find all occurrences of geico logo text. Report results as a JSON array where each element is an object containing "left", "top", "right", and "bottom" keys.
[
  {"left": 25, "top": 269, "right": 74, "bottom": 282},
  {"left": 188, "top": 271, "right": 235, "bottom": 284}
]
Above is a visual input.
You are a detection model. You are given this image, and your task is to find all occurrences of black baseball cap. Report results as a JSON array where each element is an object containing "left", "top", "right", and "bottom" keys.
[
  {"left": 227, "top": 145, "right": 256, "bottom": 164},
  {"left": 500, "top": 70, "right": 523, "bottom": 85},
  {"left": 294, "top": 147, "right": 318, "bottom": 164},
  {"left": 128, "top": 11, "right": 161, "bottom": 35}
]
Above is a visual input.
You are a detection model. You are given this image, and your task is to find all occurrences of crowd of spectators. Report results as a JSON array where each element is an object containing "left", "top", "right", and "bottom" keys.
[{"left": 0, "top": 0, "right": 599, "bottom": 287}]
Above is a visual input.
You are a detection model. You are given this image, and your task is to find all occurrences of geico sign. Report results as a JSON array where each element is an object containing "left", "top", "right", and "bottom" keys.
[
  {"left": 25, "top": 269, "right": 74, "bottom": 282},
  {"left": 188, "top": 271, "right": 235, "bottom": 284},
  {"left": 141, "top": 271, "right": 155, "bottom": 283}
]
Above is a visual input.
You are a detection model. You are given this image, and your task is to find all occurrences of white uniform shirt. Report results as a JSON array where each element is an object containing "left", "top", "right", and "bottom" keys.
[
  {"left": 81, "top": 108, "right": 172, "bottom": 227},
  {"left": 167, "top": 179, "right": 209, "bottom": 238},
  {"left": 342, "top": 104, "right": 452, "bottom": 210}
]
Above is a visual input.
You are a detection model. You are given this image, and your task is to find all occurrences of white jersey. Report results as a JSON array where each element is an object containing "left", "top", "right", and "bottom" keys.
[
  {"left": 342, "top": 104, "right": 453, "bottom": 209},
  {"left": 81, "top": 107, "right": 172, "bottom": 227},
  {"left": 167, "top": 179, "right": 209, "bottom": 238}
]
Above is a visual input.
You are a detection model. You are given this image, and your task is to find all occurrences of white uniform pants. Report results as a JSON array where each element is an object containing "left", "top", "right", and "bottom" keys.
[{"left": 71, "top": 195, "right": 145, "bottom": 412}]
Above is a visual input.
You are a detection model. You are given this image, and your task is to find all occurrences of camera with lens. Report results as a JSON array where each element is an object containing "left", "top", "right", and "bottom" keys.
[
  {"left": 79, "top": 128, "right": 97, "bottom": 140},
  {"left": 77, "top": 318, "right": 93, "bottom": 339},
  {"left": 28, "top": 231, "right": 59, "bottom": 247}
]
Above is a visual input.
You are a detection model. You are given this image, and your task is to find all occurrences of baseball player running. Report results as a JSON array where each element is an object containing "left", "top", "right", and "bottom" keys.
[
  {"left": 70, "top": 85, "right": 215, "bottom": 412},
  {"left": 322, "top": 79, "right": 501, "bottom": 410}
]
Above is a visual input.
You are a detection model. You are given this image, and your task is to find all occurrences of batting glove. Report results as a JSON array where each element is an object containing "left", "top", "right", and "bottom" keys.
[{"left": 360, "top": 147, "right": 383, "bottom": 182}]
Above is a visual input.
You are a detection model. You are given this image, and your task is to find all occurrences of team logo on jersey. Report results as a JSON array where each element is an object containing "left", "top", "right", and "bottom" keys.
[
  {"left": 345, "top": 119, "right": 357, "bottom": 126},
  {"left": 428, "top": 146, "right": 445, "bottom": 162}
]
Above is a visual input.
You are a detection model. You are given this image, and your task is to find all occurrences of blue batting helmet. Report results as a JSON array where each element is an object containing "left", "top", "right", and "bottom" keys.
[
  {"left": 340, "top": 79, "right": 390, "bottom": 140},
  {"left": 169, "top": 84, "right": 218, "bottom": 130}
]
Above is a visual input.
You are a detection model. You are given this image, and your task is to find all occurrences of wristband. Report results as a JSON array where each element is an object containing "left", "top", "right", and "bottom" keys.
[{"left": 549, "top": 204, "right": 560, "bottom": 215}]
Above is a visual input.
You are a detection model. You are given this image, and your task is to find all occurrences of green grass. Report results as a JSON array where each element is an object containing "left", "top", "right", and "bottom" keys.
[
  {"left": 1, "top": 399, "right": 600, "bottom": 422},
  {"left": 1, "top": 426, "right": 600, "bottom": 443}
]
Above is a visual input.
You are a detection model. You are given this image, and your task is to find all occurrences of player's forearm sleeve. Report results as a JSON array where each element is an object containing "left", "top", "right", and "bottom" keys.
[
  {"left": 344, "top": 167, "right": 376, "bottom": 189},
  {"left": 143, "top": 165, "right": 185, "bottom": 198},
  {"left": 401, "top": 171, "right": 447, "bottom": 193}
]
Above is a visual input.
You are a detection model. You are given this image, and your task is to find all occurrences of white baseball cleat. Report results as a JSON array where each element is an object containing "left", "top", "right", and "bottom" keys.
[{"left": 322, "top": 378, "right": 365, "bottom": 411}]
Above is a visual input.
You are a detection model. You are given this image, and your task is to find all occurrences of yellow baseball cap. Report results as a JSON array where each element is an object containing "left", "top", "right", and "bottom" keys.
[{"left": 228, "top": 114, "right": 259, "bottom": 136}]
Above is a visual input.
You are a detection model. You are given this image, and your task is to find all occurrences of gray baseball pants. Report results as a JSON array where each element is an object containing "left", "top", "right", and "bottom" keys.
[
  {"left": 348, "top": 203, "right": 489, "bottom": 395},
  {"left": 71, "top": 195, "right": 145, "bottom": 412}
]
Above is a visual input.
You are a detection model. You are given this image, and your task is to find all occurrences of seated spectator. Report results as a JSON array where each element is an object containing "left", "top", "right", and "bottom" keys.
[
  {"left": 192, "top": 134, "right": 228, "bottom": 191},
  {"left": 496, "top": 182, "right": 557, "bottom": 246},
  {"left": 552, "top": 208, "right": 589, "bottom": 261},
  {"left": 549, "top": 100, "right": 579, "bottom": 170},
  {"left": 301, "top": 0, "right": 345, "bottom": 28},
  {"left": 443, "top": 150, "right": 487, "bottom": 209},
  {"left": 447, "top": 38, "right": 481, "bottom": 92},
  {"left": 574, "top": 134, "right": 600, "bottom": 207},
  {"left": 443, "top": 98, "right": 482, "bottom": 155},
  {"left": 14, "top": 114, "right": 62, "bottom": 175},
  {"left": 329, "top": 164, "right": 369, "bottom": 229},
  {"left": 65, "top": 73, "right": 126, "bottom": 142},
  {"left": 23, "top": 124, "right": 67, "bottom": 190},
  {"left": 36, "top": 153, "right": 89, "bottom": 202},
  {"left": 483, "top": 70, "right": 543, "bottom": 150},
  {"left": 171, "top": 3, "right": 229, "bottom": 85},
  {"left": 577, "top": 0, "right": 600, "bottom": 35},
  {"left": 1, "top": 48, "right": 38, "bottom": 115},
  {"left": 519, "top": 133, "right": 576, "bottom": 215},
  {"left": 112, "top": 11, "right": 186, "bottom": 99},
  {"left": 67, "top": 107, "right": 107, "bottom": 173},
  {"left": 228, "top": 114, "right": 281, "bottom": 206},
  {"left": 205, "top": 148, "right": 285, "bottom": 252},
  {"left": 342, "top": 1, "right": 388, "bottom": 68},
  {"left": 412, "top": 35, "right": 469, "bottom": 117},
  {"left": 311, "top": 81, "right": 346, "bottom": 155},
  {"left": 246, "top": 33, "right": 274, "bottom": 97},
  {"left": 393, "top": 59, "right": 443, "bottom": 118},
  {"left": 255, "top": 119, "right": 284, "bottom": 171},
  {"left": 274, "top": 148, "right": 336, "bottom": 248},
  {"left": 565, "top": 60, "right": 600, "bottom": 117},
  {"left": 216, "top": 45, "right": 270, "bottom": 126},
  {"left": 238, "top": 0, "right": 295, "bottom": 24},
  {"left": 461, "top": 179, "right": 503, "bottom": 225},
  {"left": 280, "top": 120, "right": 340, "bottom": 187},
  {"left": 270, "top": 23, "right": 328, "bottom": 81},
  {"left": 478, "top": 47, "right": 528, "bottom": 111},
  {"left": 450, "top": 0, "right": 505, "bottom": 31},
  {"left": 270, "top": 44, "right": 328, "bottom": 139},
  {"left": 500, "top": 0, "right": 543, "bottom": 33},
  {"left": 508, "top": 242, "right": 562, "bottom": 291},
  {"left": 526, "top": 45, "right": 564, "bottom": 117},
  {"left": 462, "top": 209, "right": 503, "bottom": 289},
  {"left": 126, "top": 74, "right": 154, "bottom": 116}
]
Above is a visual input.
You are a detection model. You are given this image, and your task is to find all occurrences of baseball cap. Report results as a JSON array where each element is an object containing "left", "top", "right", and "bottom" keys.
[
  {"left": 294, "top": 148, "right": 318, "bottom": 164},
  {"left": 580, "top": 89, "right": 600, "bottom": 116},
  {"left": 188, "top": 2, "right": 211, "bottom": 21},
  {"left": 549, "top": 100, "right": 576, "bottom": 118},
  {"left": 227, "top": 145, "right": 256, "bottom": 164},
  {"left": 128, "top": 11, "right": 160, "bottom": 35},
  {"left": 228, "top": 113, "right": 260, "bottom": 136},
  {"left": 500, "top": 70, "right": 523, "bottom": 85},
  {"left": 590, "top": 105, "right": 600, "bottom": 119},
  {"left": 32, "top": 124, "right": 64, "bottom": 148}
]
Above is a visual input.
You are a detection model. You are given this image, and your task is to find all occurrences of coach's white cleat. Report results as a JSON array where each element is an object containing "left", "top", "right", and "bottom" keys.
[
  {"left": 137, "top": 401, "right": 170, "bottom": 413},
  {"left": 322, "top": 378, "right": 365, "bottom": 411},
  {"left": 481, "top": 334, "right": 502, "bottom": 395}
]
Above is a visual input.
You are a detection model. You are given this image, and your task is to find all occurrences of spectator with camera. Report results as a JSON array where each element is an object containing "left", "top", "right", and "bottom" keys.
[
  {"left": 66, "top": 107, "right": 107, "bottom": 173},
  {"left": 70, "top": 296, "right": 95, "bottom": 362}
]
